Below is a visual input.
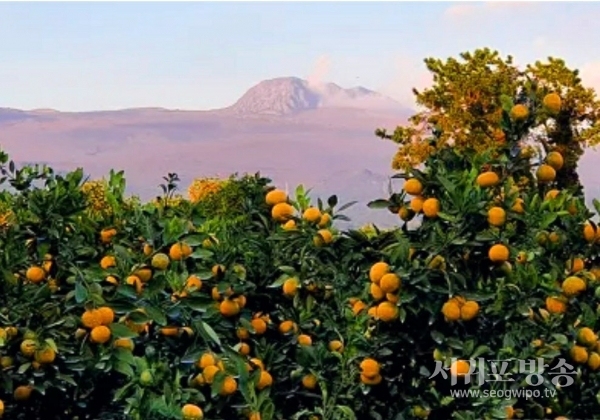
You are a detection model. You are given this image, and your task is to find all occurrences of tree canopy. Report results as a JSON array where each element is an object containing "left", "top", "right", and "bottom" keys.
[{"left": 376, "top": 48, "right": 600, "bottom": 190}]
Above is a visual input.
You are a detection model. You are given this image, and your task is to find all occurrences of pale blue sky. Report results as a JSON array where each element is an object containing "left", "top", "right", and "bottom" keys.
[{"left": 0, "top": 1, "right": 599, "bottom": 111}]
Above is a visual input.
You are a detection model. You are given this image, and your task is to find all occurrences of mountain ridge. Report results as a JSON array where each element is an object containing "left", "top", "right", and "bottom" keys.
[
  {"left": 0, "top": 76, "right": 412, "bottom": 228},
  {"left": 0, "top": 77, "right": 406, "bottom": 116},
  {"left": 224, "top": 76, "right": 406, "bottom": 116}
]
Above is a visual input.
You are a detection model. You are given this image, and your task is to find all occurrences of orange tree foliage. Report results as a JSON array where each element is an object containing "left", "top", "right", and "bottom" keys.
[
  {"left": 376, "top": 48, "right": 600, "bottom": 191},
  {"left": 5, "top": 50, "right": 600, "bottom": 420}
]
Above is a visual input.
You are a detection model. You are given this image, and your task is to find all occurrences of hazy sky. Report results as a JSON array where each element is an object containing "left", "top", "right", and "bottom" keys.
[{"left": 1, "top": 1, "right": 599, "bottom": 112}]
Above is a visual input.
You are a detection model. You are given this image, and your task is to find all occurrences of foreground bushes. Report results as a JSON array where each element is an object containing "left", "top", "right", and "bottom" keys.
[
  {"left": 2, "top": 131, "right": 600, "bottom": 419},
  {"left": 3, "top": 49, "right": 600, "bottom": 419}
]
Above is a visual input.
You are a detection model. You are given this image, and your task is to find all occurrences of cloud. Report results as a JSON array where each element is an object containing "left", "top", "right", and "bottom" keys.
[{"left": 306, "top": 55, "right": 332, "bottom": 87}]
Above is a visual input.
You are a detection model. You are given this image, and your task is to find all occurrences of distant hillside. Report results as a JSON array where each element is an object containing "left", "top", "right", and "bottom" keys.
[
  {"left": 224, "top": 77, "right": 408, "bottom": 116},
  {"left": 3, "top": 73, "right": 600, "bottom": 229}
]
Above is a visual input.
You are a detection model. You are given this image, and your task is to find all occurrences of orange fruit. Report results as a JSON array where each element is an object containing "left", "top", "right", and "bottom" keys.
[
  {"left": 298, "top": 334, "right": 312, "bottom": 346},
  {"left": 100, "top": 256, "right": 116, "bottom": 270},
  {"left": 279, "top": 320, "right": 298, "bottom": 334},
  {"left": 97, "top": 307, "right": 115, "bottom": 325},
  {"left": 379, "top": 273, "right": 400, "bottom": 293},
  {"left": 328, "top": 340, "right": 344, "bottom": 353},
  {"left": 510, "top": 104, "right": 529, "bottom": 121},
  {"left": 272, "top": 203, "right": 295, "bottom": 222},
  {"left": 265, "top": 189, "right": 287, "bottom": 206},
  {"left": 250, "top": 318, "right": 267, "bottom": 335},
  {"left": 422, "top": 198, "right": 440, "bottom": 218},
  {"left": 404, "top": 178, "right": 423, "bottom": 196},
  {"left": 543, "top": 93, "right": 561, "bottom": 114},
  {"left": 369, "top": 262, "right": 390, "bottom": 284},
  {"left": 100, "top": 228, "right": 117, "bottom": 244},
  {"left": 219, "top": 299, "right": 241, "bottom": 317},
  {"left": 476, "top": 171, "right": 500, "bottom": 188},
  {"left": 487, "top": 207, "right": 506, "bottom": 227},
  {"left": 198, "top": 353, "right": 216, "bottom": 369},
  {"left": 181, "top": 403, "right": 204, "bottom": 420},
  {"left": 34, "top": 347, "right": 56, "bottom": 364},
  {"left": 219, "top": 376, "right": 238, "bottom": 396},
  {"left": 302, "top": 207, "right": 322, "bottom": 223},
  {"left": 546, "top": 151, "right": 564, "bottom": 170},
  {"left": 488, "top": 244, "right": 509, "bottom": 263},
  {"left": 90, "top": 325, "right": 111, "bottom": 344},
  {"left": 302, "top": 374, "right": 318, "bottom": 390},
  {"left": 169, "top": 242, "right": 192, "bottom": 261},
  {"left": 81, "top": 310, "right": 103, "bottom": 329},
  {"left": 376, "top": 301, "right": 398, "bottom": 322},
  {"left": 359, "top": 358, "right": 380, "bottom": 378},
  {"left": 313, "top": 229, "right": 333, "bottom": 246},
  {"left": 450, "top": 359, "right": 470, "bottom": 376},
  {"left": 256, "top": 370, "right": 273, "bottom": 390},
  {"left": 537, "top": 164, "right": 556, "bottom": 183},
  {"left": 26, "top": 266, "right": 46, "bottom": 283},
  {"left": 282, "top": 278, "right": 299, "bottom": 297}
]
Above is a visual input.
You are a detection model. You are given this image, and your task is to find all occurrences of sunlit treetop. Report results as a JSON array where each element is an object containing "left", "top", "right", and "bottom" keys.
[{"left": 377, "top": 48, "right": 600, "bottom": 185}]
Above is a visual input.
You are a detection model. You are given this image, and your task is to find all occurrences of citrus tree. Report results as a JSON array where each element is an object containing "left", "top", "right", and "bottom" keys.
[
  {"left": 2, "top": 48, "right": 600, "bottom": 420},
  {"left": 376, "top": 48, "right": 600, "bottom": 192},
  {"left": 367, "top": 50, "right": 600, "bottom": 419}
]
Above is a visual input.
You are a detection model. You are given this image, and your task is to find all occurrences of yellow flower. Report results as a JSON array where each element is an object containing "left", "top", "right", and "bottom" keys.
[
  {"left": 187, "top": 178, "right": 224, "bottom": 203},
  {"left": 153, "top": 194, "right": 185, "bottom": 208},
  {"left": 81, "top": 180, "right": 113, "bottom": 217}
]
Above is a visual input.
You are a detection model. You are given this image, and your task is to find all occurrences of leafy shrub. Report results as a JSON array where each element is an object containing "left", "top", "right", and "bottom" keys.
[{"left": 2, "top": 49, "right": 600, "bottom": 420}]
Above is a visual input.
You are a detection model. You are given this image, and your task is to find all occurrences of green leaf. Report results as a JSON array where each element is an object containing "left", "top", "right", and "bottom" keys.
[
  {"left": 268, "top": 274, "right": 289, "bottom": 288},
  {"left": 190, "top": 249, "right": 213, "bottom": 260},
  {"left": 74, "top": 282, "right": 88, "bottom": 303},
  {"left": 18, "top": 362, "right": 31, "bottom": 374},
  {"left": 113, "top": 361, "right": 135, "bottom": 378},
  {"left": 115, "top": 348, "right": 135, "bottom": 365},
  {"left": 335, "top": 406, "right": 357, "bottom": 420},
  {"left": 470, "top": 345, "right": 491, "bottom": 359},
  {"left": 437, "top": 212, "right": 458, "bottom": 223},
  {"left": 199, "top": 321, "right": 222, "bottom": 347},
  {"left": 500, "top": 94, "right": 514, "bottom": 112},
  {"left": 44, "top": 338, "right": 59, "bottom": 353},
  {"left": 431, "top": 331, "right": 444, "bottom": 344},
  {"left": 127, "top": 311, "right": 151, "bottom": 324},
  {"left": 278, "top": 266, "right": 296, "bottom": 275},
  {"left": 144, "top": 305, "right": 167, "bottom": 326},
  {"left": 551, "top": 334, "right": 568, "bottom": 346},
  {"left": 57, "top": 373, "right": 78, "bottom": 387},
  {"left": 179, "top": 234, "right": 205, "bottom": 246},
  {"left": 337, "top": 201, "right": 358, "bottom": 212},
  {"left": 367, "top": 199, "right": 391, "bottom": 209},
  {"left": 327, "top": 195, "right": 338, "bottom": 208},
  {"left": 110, "top": 323, "right": 138, "bottom": 339}
]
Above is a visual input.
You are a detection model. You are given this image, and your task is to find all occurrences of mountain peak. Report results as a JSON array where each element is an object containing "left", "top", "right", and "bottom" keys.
[{"left": 226, "top": 77, "right": 404, "bottom": 116}]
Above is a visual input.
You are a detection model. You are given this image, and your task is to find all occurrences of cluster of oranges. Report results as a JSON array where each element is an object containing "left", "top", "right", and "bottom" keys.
[
  {"left": 346, "top": 261, "right": 401, "bottom": 328},
  {"left": 79, "top": 307, "right": 115, "bottom": 344},
  {"left": 185, "top": 352, "right": 271, "bottom": 420},
  {"left": 441, "top": 297, "right": 480, "bottom": 322},
  {"left": 265, "top": 188, "right": 334, "bottom": 246},
  {"left": 568, "top": 327, "right": 600, "bottom": 371},
  {"left": 399, "top": 178, "right": 440, "bottom": 220}
]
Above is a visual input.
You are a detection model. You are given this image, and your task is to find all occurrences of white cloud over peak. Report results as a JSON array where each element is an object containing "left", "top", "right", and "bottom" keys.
[{"left": 306, "top": 55, "right": 332, "bottom": 88}]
